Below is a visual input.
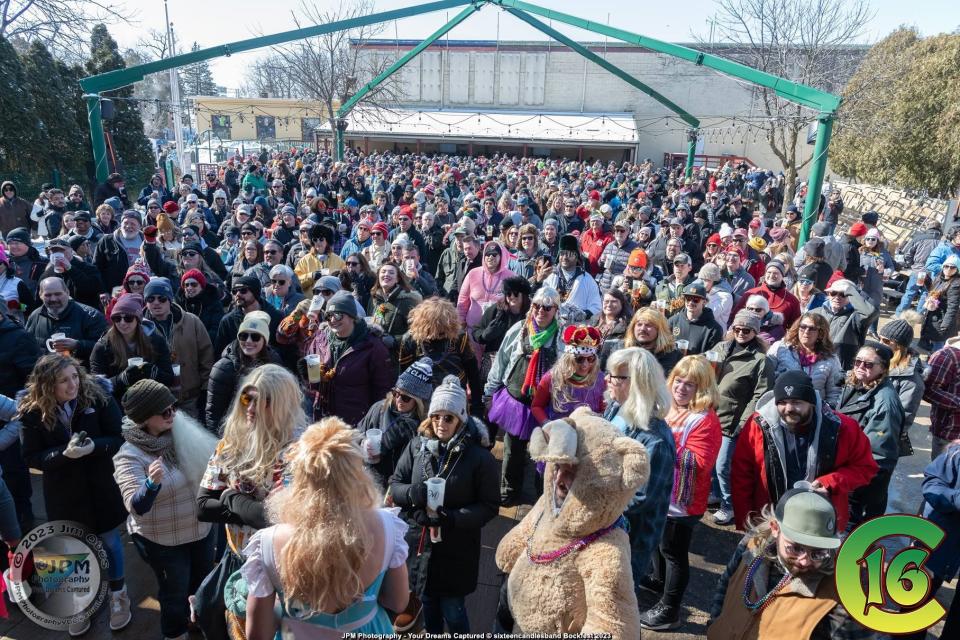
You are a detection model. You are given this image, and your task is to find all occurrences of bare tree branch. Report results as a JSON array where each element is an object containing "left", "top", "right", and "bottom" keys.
[{"left": 0, "top": 0, "right": 136, "bottom": 61}]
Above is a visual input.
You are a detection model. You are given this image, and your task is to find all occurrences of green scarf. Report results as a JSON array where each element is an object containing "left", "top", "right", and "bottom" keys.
[{"left": 521, "top": 318, "right": 559, "bottom": 397}]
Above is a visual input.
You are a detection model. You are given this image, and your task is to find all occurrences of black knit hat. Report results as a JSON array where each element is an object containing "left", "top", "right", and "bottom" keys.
[
  {"left": 122, "top": 379, "right": 177, "bottom": 425},
  {"left": 879, "top": 320, "right": 914, "bottom": 349},
  {"left": 864, "top": 340, "right": 894, "bottom": 367},
  {"left": 232, "top": 274, "right": 262, "bottom": 298},
  {"left": 774, "top": 370, "right": 817, "bottom": 405}
]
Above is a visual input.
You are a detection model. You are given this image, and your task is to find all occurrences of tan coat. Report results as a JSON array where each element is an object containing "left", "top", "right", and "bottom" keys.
[{"left": 151, "top": 304, "right": 214, "bottom": 417}]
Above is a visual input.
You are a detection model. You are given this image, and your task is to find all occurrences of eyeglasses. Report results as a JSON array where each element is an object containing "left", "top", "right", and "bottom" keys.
[
  {"left": 430, "top": 414, "right": 457, "bottom": 424},
  {"left": 112, "top": 314, "right": 137, "bottom": 324},
  {"left": 316, "top": 289, "right": 334, "bottom": 297},
  {"left": 854, "top": 358, "right": 880, "bottom": 369},
  {"left": 232, "top": 287, "right": 250, "bottom": 295},
  {"left": 270, "top": 279, "right": 287, "bottom": 286},
  {"left": 605, "top": 372, "right": 628, "bottom": 382},
  {"left": 532, "top": 303, "right": 555, "bottom": 312},
  {"left": 732, "top": 327, "right": 755, "bottom": 335},
  {"left": 393, "top": 390, "right": 413, "bottom": 403},
  {"left": 325, "top": 311, "right": 345, "bottom": 322},
  {"left": 183, "top": 280, "right": 200, "bottom": 288},
  {"left": 782, "top": 539, "right": 833, "bottom": 563},
  {"left": 827, "top": 291, "right": 848, "bottom": 298},
  {"left": 146, "top": 296, "right": 168, "bottom": 304},
  {"left": 521, "top": 235, "right": 536, "bottom": 241},
  {"left": 798, "top": 324, "right": 819, "bottom": 333},
  {"left": 346, "top": 261, "right": 360, "bottom": 267},
  {"left": 126, "top": 279, "right": 145, "bottom": 287},
  {"left": 160, "top": 406, "right": 175, "bottom": 419},
  {"left": 574, "top": 354, "right": 597, "bottom": 365},
  {"left": 238, "top": 332, "right": 264, "bottom": 343}
]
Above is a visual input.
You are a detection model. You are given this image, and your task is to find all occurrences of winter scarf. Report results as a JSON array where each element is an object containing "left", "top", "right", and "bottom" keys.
[
  {"left": 520, "top": 317, "right": 558, "bottom": 398},
  {"left": 122, "top": 419, "right": 178, "bottom": 467}
]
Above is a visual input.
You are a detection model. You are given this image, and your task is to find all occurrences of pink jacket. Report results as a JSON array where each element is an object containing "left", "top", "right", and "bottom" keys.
[{"left": 457, "top": 241, "right": 516, "bottom": 330}]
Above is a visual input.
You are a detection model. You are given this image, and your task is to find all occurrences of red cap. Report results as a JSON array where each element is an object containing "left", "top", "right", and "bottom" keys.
[
  {"left": 749, "top": 219, "right": 761, "bottom": 229},
  {"left": 589, "top": 190, "right": 601, "bottom": 201},
  {"left": 706, "top": 233, "right": 722, "bottom": 246},
  {"left": 162, "top": 201, "right": 179, "bottom": 214},
  {"left": 849, "top": 222, "right": 868, "bottom": 237}
]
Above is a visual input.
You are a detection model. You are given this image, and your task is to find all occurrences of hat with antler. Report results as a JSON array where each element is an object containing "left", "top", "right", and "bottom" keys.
[{"left": 562, "top": 324, "right": 602, "bottom": 356}]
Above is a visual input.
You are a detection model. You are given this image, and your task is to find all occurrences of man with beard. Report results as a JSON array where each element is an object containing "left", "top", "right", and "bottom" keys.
[
  {"left": 730, "top": 370, "right": 877, "bottom": 533},
  {"left": 541, "top": 234, "right": 602, "bottom": 319},
  {"left": 708, "top": 489, "right": 872, "bottom": 640},
  {"left": 25, "top": 276, "right": 107, "bottom": 366},
  {"left": 214, "top": 275, "right": 283, "bottom": 357}
]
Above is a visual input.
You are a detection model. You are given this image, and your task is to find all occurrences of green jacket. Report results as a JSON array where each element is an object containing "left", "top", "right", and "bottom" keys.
[{"left": 713, "top": 339, "right": 774, "bottom": 437}]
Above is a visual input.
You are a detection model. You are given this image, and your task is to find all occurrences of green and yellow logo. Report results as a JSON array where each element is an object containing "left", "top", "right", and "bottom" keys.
[{"left": 836, "top": 514, "right": 946, "bottom": 634}]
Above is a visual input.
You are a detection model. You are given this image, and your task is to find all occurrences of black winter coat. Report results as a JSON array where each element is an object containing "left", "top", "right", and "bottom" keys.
[
  {"left": 25, "top": 300, "right": 107, "bottom": 364},
  {"left": 20, "top": 392, "right": 127, "bottom": 532},
  {"left": 922, "top": 275, "right": 960, "bottom": 344},
  {"left": 177, "top": 283, "right": 225, "bottom": 346},
  {"left": 214, "top": 301, "right": 283, "bottom": 358},
  {"left": 205, "top": 342, "right": 283, "bottom": 435},
  {"left": 357, "top": 399, "right": 421, "bottom": 490},
  {"left": 388, "top": 418, "right": 499, "bottom": 597},
  {"left": 0, "top": 317, "right": 41, "bottom": 398},
  {"left": 89, "top": 324, "right": 176, "bottom": 401},
  {"left": 39, "top": 257, "right": 104, "bottom": 310}
]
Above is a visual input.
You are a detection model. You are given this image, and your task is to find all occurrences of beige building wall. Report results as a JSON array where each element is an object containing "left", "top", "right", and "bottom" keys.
[{"left": 193, "top": 97, "right": 337, "bottom": 141}]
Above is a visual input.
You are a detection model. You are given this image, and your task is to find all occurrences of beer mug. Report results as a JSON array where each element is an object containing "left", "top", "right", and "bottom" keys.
[
  {"left": 305, "top": 354, "right": 323, "bottom": 384},
  {"left": 46, "top": 332, "right": 67, "bottom": 353}
]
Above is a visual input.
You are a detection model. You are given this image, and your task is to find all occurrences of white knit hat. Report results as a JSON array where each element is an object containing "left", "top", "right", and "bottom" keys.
[{"left": 429, "top": 375, "right": 467, "bottom": 423}]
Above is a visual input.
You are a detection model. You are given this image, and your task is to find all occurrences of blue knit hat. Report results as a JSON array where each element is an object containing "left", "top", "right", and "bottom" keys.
[
  {"left": 395, "top": 357, "right": 434, "bottom": 402},
  {"left": 144, "top": 277, "right": 174, "bottom": 301}
]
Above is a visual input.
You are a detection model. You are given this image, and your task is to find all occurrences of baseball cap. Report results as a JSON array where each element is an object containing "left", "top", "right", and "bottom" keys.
[{"left": 774, "top": 488, "right": 841, "bottom": 549}]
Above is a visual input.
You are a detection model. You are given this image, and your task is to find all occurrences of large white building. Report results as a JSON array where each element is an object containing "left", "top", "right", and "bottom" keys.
[{"left": 343, "top": 39, "right": 863, "bottom": 168}]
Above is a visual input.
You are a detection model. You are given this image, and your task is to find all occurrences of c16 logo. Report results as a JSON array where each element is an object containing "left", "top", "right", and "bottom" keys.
[{"left": 836, "top": 514, "right": 946, "bottom": 634}]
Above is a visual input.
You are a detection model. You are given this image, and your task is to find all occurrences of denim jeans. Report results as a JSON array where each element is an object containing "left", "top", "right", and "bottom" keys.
[
  {"left": 99, "top": 527, "right": 124, "bottom": 584},
  {"left": 132, "top": 530, "right": 215, "bottom": 638},
  {"left": 714, "top": 435, "right": 738, "bottom": 511},
  {"left": 895, "top": 271, "right": 923, "bottom": 315},
  {"left": 421, "top": 594, "right": 469, "bottom": 634}
]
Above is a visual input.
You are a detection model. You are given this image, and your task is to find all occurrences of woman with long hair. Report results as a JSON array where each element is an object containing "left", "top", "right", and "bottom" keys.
[
  {"left": 791, "top": 263, "right": 827, "bottom": 313},
  {"left": 204, "top": 311, "right": 283, "bottom": 435},
  {"left": 768, "top": 312, "right": 844, "bottom": 407},
  {"left": 530, "top": 325, "right": 606, "bottom": 425},
  {"left": 640, "top": 355, "right": 721, "bottom": 631},
  {"left": 397, "top": 297, "right": 483, "bottom": 412},
  {"left": 604, "top": 347, "right": 675, "bottom": 591},
  {"left": 624, "top": 306, "right": 682, "bottom": 377},
  {"left": 878, "top": 317, "right": 925, "bottom": 456},
  {"left": 344, "top": 251, "right": 377, "bottom": 310},
  {"left": 243, "top": 418, "right": 410, "bottom": 639},
  {"left": 708, "top": 310, "right": 775, "bottom": 526},
  {"left": 358, "top": 357, "right": 434, "bottom": 491},
  {"left": 921, "top": 254, "right": 960, "bottom": 350},
  {"left": 230, "top": 239, "right": 264, "bottom": 290},
  {"left": 388, "top": 376, "right": 498, "bottom": 634},
  {"left": 91, "top": 293, "right": 175, "bottom": 401},
  {"left": 471, "top": 276, "right": 531, "bottom": 378},
  {"left": 367, "top": 261, "right": 422, "bottom": 351},
  {"left": 837, "top": 342, "right": 905, "bottom": 528},
  {"left": 113, "top": 379, "right": 216, "bottom": 640},
  {"left": 19, "top": 354, "right": 131, "bottom": 634},
  {"left": 594, "top": 289, "right": 633, "bottom": 368}
]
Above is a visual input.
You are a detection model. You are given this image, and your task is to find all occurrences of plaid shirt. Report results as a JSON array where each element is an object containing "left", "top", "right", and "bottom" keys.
[{"left": 923, "top": 345, "right": 960, "bottom": 441}]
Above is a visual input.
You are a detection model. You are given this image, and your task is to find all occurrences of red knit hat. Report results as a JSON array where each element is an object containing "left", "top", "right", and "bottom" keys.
[
  {"left": 162, "top": 201, "right": 179, "bottom": 214},
  {"left": 849, "top": 222, "right": 868, "bottom": 237},
  {"left": 372, "top": 221, "right": 389, "bottom": 236},
  {"left": 706, "top": 233, "right": 722, "bottom": 246},
  {"left": 181, "top": 268, "right": 207, "bottom": 289}
]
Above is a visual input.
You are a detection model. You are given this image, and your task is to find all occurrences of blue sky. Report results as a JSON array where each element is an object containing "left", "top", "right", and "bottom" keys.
[{"left": 116, "top": 0, "right": 958, "bottom": 92}]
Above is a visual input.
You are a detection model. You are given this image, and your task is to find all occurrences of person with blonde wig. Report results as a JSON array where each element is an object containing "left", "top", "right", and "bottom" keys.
[
  {"left": 604, "top": 347, "right": 676, "bottom": 593},
  {"left": 624, "top": 306, "right": 682, "bottom": 376},
  {"left": 640, "top": 355, "right": 722, "bottom": 631},
  {"left": 242, "top": 418, "right": 410, "bottom": 639}
]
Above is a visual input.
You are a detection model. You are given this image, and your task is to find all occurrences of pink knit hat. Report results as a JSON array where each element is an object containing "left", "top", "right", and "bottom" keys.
[{"left": 111, "top": 293, "right": 144, "bottom": 320}]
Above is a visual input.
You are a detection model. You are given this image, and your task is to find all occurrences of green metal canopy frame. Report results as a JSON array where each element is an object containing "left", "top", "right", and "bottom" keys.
[{"left": 80, "top": 0, "right": 840, "bottom": 245}]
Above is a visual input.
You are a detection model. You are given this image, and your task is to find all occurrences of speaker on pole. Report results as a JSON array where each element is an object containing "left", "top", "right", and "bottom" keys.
[{"left": 100, "top": 99, "right": 115, "bottom": 120}]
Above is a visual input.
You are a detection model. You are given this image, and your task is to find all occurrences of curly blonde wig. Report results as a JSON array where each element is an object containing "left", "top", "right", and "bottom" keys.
[{"left": 407, "top": 296, "right": 463, "bottom": 343}]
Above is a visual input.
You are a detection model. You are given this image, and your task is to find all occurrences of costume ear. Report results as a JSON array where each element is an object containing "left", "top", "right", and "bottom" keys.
[
  {"left": 530, "top": 419, "right": 578, "bottom": 464},
  {"left": 613, "top": 436, "right": 649, "bottom": 492}
]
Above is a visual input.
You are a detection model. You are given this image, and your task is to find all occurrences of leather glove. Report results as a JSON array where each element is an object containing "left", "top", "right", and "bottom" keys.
[
  {"left": 295, "top": 358, "right": 309, "bottom": 381},
  {"left": 411, "top": 509, "right": 440, "bottom": 528},
  {"left": 436, "top": 506, "right": 456, "bottom": 528},
  {"left": 63, "top": 438, "right": 94, "bottom": 459},
  {"left": 408, "top": 482, "right": 429, "bottom": 508}
]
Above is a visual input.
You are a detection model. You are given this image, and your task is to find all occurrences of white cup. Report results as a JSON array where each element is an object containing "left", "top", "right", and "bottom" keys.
[
  {"left": 45, "top": 332, "right": 66, "bottom": 353},
  {"left": 308, "top": 296, "right": 325, "bottom": 315},
  {"left": 706, "top": 351, "right": 722, "bottom": 363},
  {"left": 425, "top": 477, "right": 446, "bottom": 516},
  {"left": 127, "top": 357, "right": 145, "bottom": 368},
  {"left": 305, "top": 354, "right": 323, "bottom": 384},
  {"left": 365, "top": 428, "right": 383, "bottom": 457},
  {"left": 676, "top": 339, "right": 690, "bottom": 354},
  {"left": 171, "top": 364, "right": 181, "bottom": 386}
]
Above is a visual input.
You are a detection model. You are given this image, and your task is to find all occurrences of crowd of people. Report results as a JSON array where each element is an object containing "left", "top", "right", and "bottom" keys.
[{"left": 0, "top": 147, "right": 958, "bottom": 639}]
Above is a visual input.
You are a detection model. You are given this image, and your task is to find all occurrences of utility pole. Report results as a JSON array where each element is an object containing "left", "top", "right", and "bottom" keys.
[{"left": 164, "top": 0, "right": 190, "bottom": 178}]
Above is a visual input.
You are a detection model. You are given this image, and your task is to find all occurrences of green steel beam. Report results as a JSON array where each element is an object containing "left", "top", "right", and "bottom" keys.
[
  {"left": 79, "top": 0, "right": 472, "bottom": 94},
  {"left": 338, "top": 3, "right": 482, "bottom": 118},
  {"left": 504, "top": 8, "right": 699, "bottom": 128},
  {"left": 686, "top": 130, "right": 697, "bottom": 178},
  {"left": 797, "top": 115, "right": 834, "bottom": 247},
  {"left": 85, "top": 94, "right": 110, "bottom": 182},
  {"left": 491, "top": 0, "right": 842, "bottom": 114}
]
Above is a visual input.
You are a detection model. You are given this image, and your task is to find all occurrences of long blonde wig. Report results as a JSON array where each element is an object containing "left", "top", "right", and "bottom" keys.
[
  {"left": 218, "top": 364, "right": 306, "bottom": 487},
  {"left": 606, "top": 347, "right": 670, "bottom": 430},
  {"left": 18, "top": 354, "right": 107, "bottom": 429},
  {"left": 624, "top": 306, "right": 675, "bottom": 354},
  {"left": 667, "top": 355, "right": 720, "bottom": 413},
  {"left": 268, "top": 418, "right": 380, "bottom": 612},
  {"left": 549, "top": 351, "right": 600, "bottom": 415}
]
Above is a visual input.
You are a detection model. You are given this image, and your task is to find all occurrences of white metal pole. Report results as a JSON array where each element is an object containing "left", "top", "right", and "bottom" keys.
[{"left": 164, "top": 0, "right": 190, "bottom": 178}]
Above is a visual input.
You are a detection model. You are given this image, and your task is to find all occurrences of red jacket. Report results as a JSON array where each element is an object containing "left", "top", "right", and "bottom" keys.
[
  {"left": 731, "top": 399, "right": 877, "bottom": 532},
  {"left": 732, "top": 281, "right": 802, "bottom": 331},
  {"left": 670, "top": 409, "right": 722, "bottom": 518},
  {"left": 580, "top": 228, "right": 613, "bottom": 276}
]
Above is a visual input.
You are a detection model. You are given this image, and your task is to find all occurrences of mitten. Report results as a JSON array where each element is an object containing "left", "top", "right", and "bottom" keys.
[{"left": 408, "top": 482, "right": 429, "bottom": 508}]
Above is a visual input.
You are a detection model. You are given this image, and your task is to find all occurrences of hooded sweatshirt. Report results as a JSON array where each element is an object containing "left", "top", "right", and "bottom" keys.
[
  {"left": 0, "top": 181, "right": 31, "bottom": 236},
  {"left": 457, "top": 241, "right": 516, "bottom": 331}
]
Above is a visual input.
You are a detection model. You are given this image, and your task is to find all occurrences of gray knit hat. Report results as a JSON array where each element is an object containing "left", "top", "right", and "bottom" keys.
[
  {"left": 396, "top": 357, "right": 434, "bottom": 401},
  {"left": 122, "top": 379, "right": 177, "bottom": 425},
  {"left": 731, "top": 309, "right": 761, "bottom": 333},
  {"left": 325, "top": 290, "right": 358, "bottom": 318},
  {"left": 879, "top": 319, "right": 913, "bottom": 349},
  {"left": 429, "top": 375, "right": 468, "bottom": 423}
]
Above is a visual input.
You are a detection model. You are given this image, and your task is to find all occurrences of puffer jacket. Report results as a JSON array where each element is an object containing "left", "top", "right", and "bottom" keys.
[
  {"left": 838, "top": 379, "right": 905, "bottom": 473},
  {"left": 357, "top": 399, "right": 421, "bottom": 490},
  {"left": 205, "top": 341, "right": 282, "bottom": 435},
  {"left": 767, "top": 340, "right": 844, "bottom": 407},
  {"left": 712, "top": 339, "right": 774, "bottom": 437},
  {"left": 901, "top": 229, "right": 942, "bottom": 271},
  {"left": 25, "top": 299, "right": 107, "bottom": 364},
  {"left": 597, "top": 238, "right": 639, "bottom": 291},
  {"left": 388, "top": 417, "right": 499, "bottom": 597}
]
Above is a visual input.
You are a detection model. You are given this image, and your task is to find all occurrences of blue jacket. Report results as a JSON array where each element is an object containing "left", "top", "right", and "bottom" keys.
[
  {"left": 605, "top": 404, "right": 675, "bottom": 582},
  {"left": 922, "top": 445, "right": 960, "bottom": 579},
  {"left": 924, "top": 241, "right": 960, "bottom": 279}
]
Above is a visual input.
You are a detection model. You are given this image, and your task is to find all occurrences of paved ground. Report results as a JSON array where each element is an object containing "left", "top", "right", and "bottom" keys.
[{"left": 0, "top": 315, "right": 956, "bottom": 639}]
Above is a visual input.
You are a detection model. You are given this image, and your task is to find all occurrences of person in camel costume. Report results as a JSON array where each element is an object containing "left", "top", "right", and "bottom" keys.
[{"left": 495, "top": 406, "right": 650, "bottom": 639}]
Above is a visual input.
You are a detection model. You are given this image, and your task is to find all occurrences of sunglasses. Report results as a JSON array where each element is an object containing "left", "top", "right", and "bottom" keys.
[
  {"left": 782, "top": 540, "right": 832, "bottom": 563},
  {"left": 148, "top": 205, "right": 160, "bottom": 210},
  {"left": 183, "top": 280, "right": 200, "bottom": 288},
  {"left": 732, "top": 326, "right": 755, "bottom": 335},
  {"left": 484, "top": 252, "right": 501, "bottom": 258},
  {"left": 827, "top": 291, "right": 848, "bottom": 297},
  {"left": 315, "top": 289, "right": 334, "bottom": 297},
  {"left": 393, "top": 390, "right": 413, "bottom": 403},
  {"left": 798, "top": 278, "right": 814, "bottom": 286},
  {"left": 159, "top": 406, "right": 175, "bottom": 419},
  {"left": 183, "top": 232, "right": 197, "bottom": 239},
  {"left": 146, "top": 296, "right": 168, "bottom": 304},
  {"left": 854, "top": 358, "right": 879, "bottom": 369},
  {"left": 233, "top": 287, "right": 250, "bottom": 295},
  {"left": 238, "top": 332, "right": 264, "bottom": 343},
  {"left": 325, "top": 311, "right": 345, "bottom": 322},
  {"left": 263, "top": 249, "right": 279, "bottom": 255},
  {"left": 241, "top": 231, "right": 254, "bottom": 237},
  {"left": 371, "top": 231, "right": 383, "bottom": 237},
  {"left": 239, "top": 389, "right": 269, "bottom": 407},
  {"left": 684, "top": 296, "right": 704, "bottom": 303},
  {"left": 798, "top": 324, "right": 819, "bottom": 332},
  {"left": 271, "top": 279, "right": 287, "bottom": 286},
  {"left": 521, "top": 235, "right": 536, "bottom": 241},
  {"left": 673, "top": 260, "right": 688, "bottom": 266},
  {"left": 575, "top": 354, "right": 597, "bottom": 365},
  {"left": 605, "top": 372, "right": 628, "bottom": 382},
  {"left": 430, "top": 414, "right": 457, "bottom": 424},
  {"left": 112, "top": 314, "right": 138, "bottom": 324},
  {"left": 346, "top": 261, "right": 360, "bottom": 267},
  {"left": 532, "top": 303, "right": 555, "bottom": 312},
  {"left": 126, "top": 279, "right": 146, "bottom": 287}
]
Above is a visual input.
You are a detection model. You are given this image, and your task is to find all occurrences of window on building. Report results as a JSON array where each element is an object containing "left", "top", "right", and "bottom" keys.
[
  {"left": 301, "top": 117, "right": 322, "bottom": 141},
  {"left": 255, "top": 115, "right": 276, "bottom": 140},
  {"left": 211, "top": 115, "right": 231, "bottom": 139}
]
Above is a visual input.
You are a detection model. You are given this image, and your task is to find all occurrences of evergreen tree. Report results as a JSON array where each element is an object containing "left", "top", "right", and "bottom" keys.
[
  {"left": 0, "top": 36, "right": 39, "bottom": 172},
  {"left": 85, "top": 24, "right": 153, "bottom": 175},
  {"left": 21, "top": 41, "right": 88, "bottom": 178},
  {"left": 182, "top": 42, "right": 218, "bottom": 96}
]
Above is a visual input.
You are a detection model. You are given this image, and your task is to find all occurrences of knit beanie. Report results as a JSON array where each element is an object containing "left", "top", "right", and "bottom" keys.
[
  {"left": 5, "top": 227, "right": 30, "bottom": 245},
  {"left": 395, "top": 357, "right": 434, "bottom": 402},
  {"left": 162, "top": 201, "right": 180, "bottom": 215},
  {"left": 122, "top": 379, "right": 177, "bottom": 425},
  {"left": 238, "top": 310, "right": 271, "bottom": 342},
  {"left": 325, "top": 290, "right": 358, "bottom": 318},
  {"left": 111, "top": 293, "right": 143, "bottom": 319},
  {"left": 878, "top": 319, "right": 913, "bottom": 349},
  {"left": 774, "top": 370, "right": 817, "bottom": 405},
  {"left": 233, "top": 274, "right": 262, "bottom": 298},
  {"left": 765, "top": 260, "right": 786, "bottom": 276},
  {"left": 429, "top": 375, "right": 468, "bottom": 423},
  {"left": 181, "top": 268, "right": 207, "bottom": 289},
  {"left": 143, "top": 277, "right": 174, "bottom": 301},
  {"left": 731, "top": 309, "right": 761, "bottom": 333}
]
